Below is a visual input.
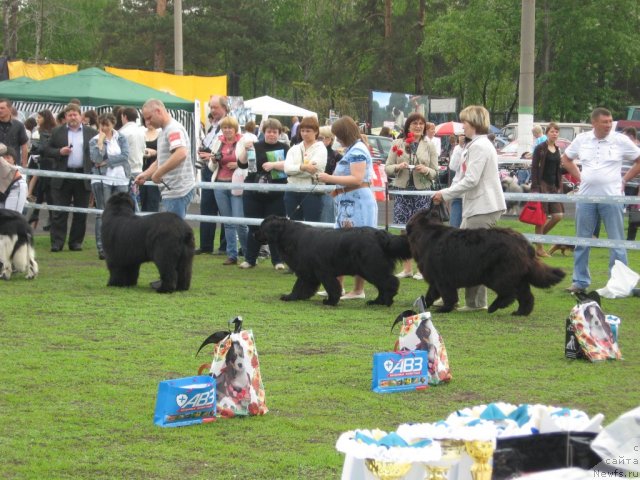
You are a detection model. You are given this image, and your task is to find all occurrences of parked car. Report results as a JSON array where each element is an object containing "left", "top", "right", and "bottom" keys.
[
  {"left": 366, "top": 135, "right": 393, "bottom": 163},
  {"left": 500, "top": 122, "right": 591, "bottom": 142},
  {"left": 497, "top": 137, "right": 571, "bottom": 168}
]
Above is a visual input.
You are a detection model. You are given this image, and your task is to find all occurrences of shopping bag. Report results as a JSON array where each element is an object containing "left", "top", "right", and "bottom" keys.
[
  {"left": 371, "top": 350, "right": 429, "bottom": 393},
  {"left": 392, "top": 310, "right": 452, "bottom": 385},
  {"left": 565, "top": 299, "right": 621, "bottom": 361},
  {"left": 153, "top": 375, "right": 216, "bottom": 427},
  {"left": 519, "top": 201, "right": 546, "bottom": 226},
  {"left": 231, "top": 167, "right": 247, "bottom": 196}
]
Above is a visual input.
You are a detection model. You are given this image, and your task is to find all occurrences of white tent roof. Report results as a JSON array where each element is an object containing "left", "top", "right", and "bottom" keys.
[{"left": 244, "top": 95, "right": 317, "bottom": 118}]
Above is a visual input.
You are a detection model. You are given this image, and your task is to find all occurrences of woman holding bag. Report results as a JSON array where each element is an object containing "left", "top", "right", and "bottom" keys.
[
  {"left": 207, "top": 116, "right": 248, "bottom": 266},
  {"left": 530, "top": 122, "right": 564, "bottom": 257},
  {"left": 385, "top": 113, "right": 438, "bottom": 279}
]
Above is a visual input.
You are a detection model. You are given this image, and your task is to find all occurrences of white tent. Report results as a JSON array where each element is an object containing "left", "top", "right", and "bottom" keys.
[{"left": 244, "top": 95, "right": 317, "bottom": 118}]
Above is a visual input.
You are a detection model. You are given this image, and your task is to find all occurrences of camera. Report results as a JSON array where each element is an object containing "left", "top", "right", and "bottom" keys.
[{"left": 195, "top": 147, "right": 213, "bottom": 170}]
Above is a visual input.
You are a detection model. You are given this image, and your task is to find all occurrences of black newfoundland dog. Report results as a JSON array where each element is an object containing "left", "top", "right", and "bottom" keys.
[
  {"left": 406, "top": 208, "right": 565, "bottom": 316},
  {"left": 256, "top": 215, "right": 412, "bottom": 306},
  {"left": 101, "top": 192, "right": 195, "bottom": 293},
  {"left": 0, "top": 208, "right": 38, "bottom": 280}
]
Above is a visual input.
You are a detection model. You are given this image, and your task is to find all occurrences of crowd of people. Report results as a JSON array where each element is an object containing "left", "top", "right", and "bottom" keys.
[{"left": 2, "top": 94, "right": 639, "bottom": 303}]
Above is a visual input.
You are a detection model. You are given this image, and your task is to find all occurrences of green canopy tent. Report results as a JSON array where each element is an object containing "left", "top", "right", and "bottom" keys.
[
  {"left": 0, "top": 68, "right": 193, "bottom": 110},
  {"left": 0, "top": 68, "right": 196, "bottom": 157}
]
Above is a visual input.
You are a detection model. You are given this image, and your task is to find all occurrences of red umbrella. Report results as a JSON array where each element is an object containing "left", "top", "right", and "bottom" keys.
[{"left": 434, "top": 121, "right": 464, "bottom": 137}]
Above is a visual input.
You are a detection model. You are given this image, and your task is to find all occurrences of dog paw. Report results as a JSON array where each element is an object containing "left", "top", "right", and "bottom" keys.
[
  {"left": 280, "top": 294, "right": 293, "bottom": 301},
  {"left": 322, "top": 298, "right": 338, "bottom": 306}
]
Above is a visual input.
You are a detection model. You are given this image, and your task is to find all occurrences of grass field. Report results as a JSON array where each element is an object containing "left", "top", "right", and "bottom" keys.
[{"left": 1, "top": 218, "right": 638, "bottom": 479}]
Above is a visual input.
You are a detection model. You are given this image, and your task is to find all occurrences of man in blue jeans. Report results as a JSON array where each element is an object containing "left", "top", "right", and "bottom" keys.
[
  {"left": 135, "top": 99, "right": 195, "bottom": 219},
  {"left": 561, "top": 107, "right": 640, "bottom": 294}
]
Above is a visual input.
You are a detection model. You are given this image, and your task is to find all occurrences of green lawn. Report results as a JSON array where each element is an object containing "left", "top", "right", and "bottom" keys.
[{"left": 1, "top": 218, "right": 638, "bottom": 479}]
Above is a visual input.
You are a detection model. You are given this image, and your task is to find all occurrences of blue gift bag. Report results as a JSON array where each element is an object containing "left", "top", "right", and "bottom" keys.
[
  {"left": 153, "top": 376, "right": 216, "bottom": 427},
  {"left": 371, "top": 351, "right": 429, "bottom": 393}
]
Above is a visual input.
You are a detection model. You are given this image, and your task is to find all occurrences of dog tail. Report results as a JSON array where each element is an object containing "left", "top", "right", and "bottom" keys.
[
  {"left": 379, "top": 231, "right": 412, "bottom": 260},
  {"left": 527, "top": 261, "right": 566, "bottom": 288}
]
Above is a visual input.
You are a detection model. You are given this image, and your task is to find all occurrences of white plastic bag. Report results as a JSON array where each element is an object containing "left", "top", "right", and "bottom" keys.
[
  {"left": 231, "top": 167, "right": 247, "bottom": 196},
  {"left": 591, "top": 406, "right": 640, "bottom": 473},
  {"left": 596, "top": 260, "right": 639, "bottom": 298}
]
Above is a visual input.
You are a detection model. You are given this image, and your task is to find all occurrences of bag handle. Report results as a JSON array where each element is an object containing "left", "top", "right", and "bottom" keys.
[{"left": 391, "top": 310, "right": 417, "bottom": 332}]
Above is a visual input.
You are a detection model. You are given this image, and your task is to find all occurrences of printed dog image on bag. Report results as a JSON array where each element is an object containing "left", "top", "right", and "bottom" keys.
[{"left": 0, "top": 208, "right": 38, "bottom": 280}]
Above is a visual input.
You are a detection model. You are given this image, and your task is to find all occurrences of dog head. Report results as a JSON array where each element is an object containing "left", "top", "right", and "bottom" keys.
[
  {"left": 226, "top": 340, "right": 245, "bottom": 373},
  {"left": 405, "top": 205, "right": 443, "bottom": 236},
  {"left": 105, "top": 192, "right": 135, "bottom": 213},
  {"left": 256, "top": 215, "right": 290, "bottom": 244}
]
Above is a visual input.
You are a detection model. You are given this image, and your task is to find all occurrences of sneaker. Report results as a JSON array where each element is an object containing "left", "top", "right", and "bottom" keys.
[
  {"left": 413, "top": 273, "right": 423, "bottom": 280},
  {"left": 317, "top": 289, "right": 345, "bottom": 297},
  {"left": 565, "top": 285, "right": 586, "bottom": 294},
  {"left": 456, "top": 305, "right": 488, "bottom": 312},
  {"left": 222, "top": 258, "right": 237, "bottom": 266},
  {"left": 433, "top": 298, "right": 444, "bottom": 307},
  {"left": 238, "top": 261, "right": 255, "bottom": 269},
  {"left": 340, "top": 292, "right": 366, "bottom": 300},
  {"left": 274, "top": 263, "right": 286, "bottom": 271},
  {"left": 395, "top": 271, "right": 413, "bottom": 278}
]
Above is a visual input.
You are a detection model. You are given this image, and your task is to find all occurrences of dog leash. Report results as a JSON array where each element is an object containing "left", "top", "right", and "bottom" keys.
[{"left": 287, "top": 174, "right": 320, "bottom": 219}]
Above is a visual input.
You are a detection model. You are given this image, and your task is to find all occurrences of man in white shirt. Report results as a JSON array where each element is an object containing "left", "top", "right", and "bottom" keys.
[
  {"left": 119, "top": 107, "right": 146, "bottom": 181},
  {"left": 561, "top": 107, "right": 640, "bottom": 293}
]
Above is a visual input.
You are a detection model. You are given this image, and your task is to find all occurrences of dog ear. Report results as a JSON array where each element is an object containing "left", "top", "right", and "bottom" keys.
[{"left": 196, "top": 330, "right": 230, "bottom": 356}]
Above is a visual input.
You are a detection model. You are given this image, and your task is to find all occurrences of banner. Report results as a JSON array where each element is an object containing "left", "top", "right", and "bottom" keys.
[
  {"left": 106, "top": 66, "right": 226, "bottom": 124},
  {"left": 8, "top": 60, "right": 77, "bottom": 80}
]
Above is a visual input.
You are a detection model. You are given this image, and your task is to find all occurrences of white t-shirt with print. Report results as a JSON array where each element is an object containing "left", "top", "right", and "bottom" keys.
[{"left": 158, "top": 118, "right": 195, "bottom": 199}]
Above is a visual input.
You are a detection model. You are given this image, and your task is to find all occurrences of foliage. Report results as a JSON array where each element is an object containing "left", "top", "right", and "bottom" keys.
[
  {"left": 1, "top": 1, "right": 640, "bottom": 122},
  {"left": 0, "top": 217, "right": 639, "bottom": 478}
]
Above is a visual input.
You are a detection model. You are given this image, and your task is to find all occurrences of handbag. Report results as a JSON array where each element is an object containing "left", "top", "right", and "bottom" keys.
[
  {"left": 153, "top": 375, "right": 216, "bottom": 427},
  {"left": 393, "top": 310, "right": 452, "bottom": 385},
  {"left": 565, "top": 299, "right": 621, "bottom": 361},
  {"left": 519, "top": 201, "right": 547, "bottom": 226},
  {"left": 231, "top": 167, "right": 247, "bottom": 196},
  {"left": 629, "top": 206, "right": 640, "bottom": 224},
  {"left": 371, "top": 350, "right": 429, "bottom": 393}
]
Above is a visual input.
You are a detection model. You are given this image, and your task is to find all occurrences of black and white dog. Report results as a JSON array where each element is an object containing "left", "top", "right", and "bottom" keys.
[{"left": 0, "top": 209, "right": 38, "bottom": 280}]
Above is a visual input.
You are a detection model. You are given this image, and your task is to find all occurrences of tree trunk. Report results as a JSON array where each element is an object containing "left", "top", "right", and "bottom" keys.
[
  {"left": 2, "top": 0, "right": 20, "bottom": 57},
  {"left": 383, "top": 0, "right": 393, "bottom": 87},
  {"left": 154, "top": 0, "right": 167, "bottom": 72},
  {"left": 35, "top": 0, "right": 44, "bottom": 61},
  {"left": 415, "top": 0, "right": 426, "bottom": 94}
]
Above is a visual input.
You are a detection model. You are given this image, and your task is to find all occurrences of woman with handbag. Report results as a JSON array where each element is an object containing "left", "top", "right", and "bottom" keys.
[
  {"left": 207, "top": 116, "right": 248, "bottom": 266},
  {"left": 384, "top": 113, "right": 439, "bottom": 279},
  {"left": 530, "top": 123, "right": 564, "bottom": 257},
  {"left": 432, "top": 105, "right": 506, "bottom": 312}
]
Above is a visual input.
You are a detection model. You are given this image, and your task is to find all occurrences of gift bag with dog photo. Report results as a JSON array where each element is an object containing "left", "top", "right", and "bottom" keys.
[
  {"left": 392, "top": 310, "right": 452, "bottom": 385},
  {"left": 209, "top": 329, "right": 268, "bottom": 417},
  {"left": 566, "top": 299, "right": 621, "bottom": 362}
]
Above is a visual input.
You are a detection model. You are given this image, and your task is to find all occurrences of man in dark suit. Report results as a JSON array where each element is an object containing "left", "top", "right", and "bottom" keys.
[{"left": 43, "top": 103, "right": 98, "bottom": 252}]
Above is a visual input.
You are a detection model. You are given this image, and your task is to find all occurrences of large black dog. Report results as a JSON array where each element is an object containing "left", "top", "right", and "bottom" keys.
[
  {"left": 406, "top": 208, "right": 565, "bottom": 316},
  {"left": 256, "top": 215, "right": 411, "bottom": 306},
  {"left": 101, "top": 192, "right": 195, "bottom": 293},
  {"left": 0, "top": 209, "right": 38, "bottom": 280}
]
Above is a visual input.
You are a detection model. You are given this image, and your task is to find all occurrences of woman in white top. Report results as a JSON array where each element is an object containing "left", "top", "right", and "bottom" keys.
[
  {"left": 283, "top": 116, "right": 327, "bottom": 221},
  {"left": 433, "top": 105, "right": 506, "bottom": 312},
  {"left": 89, "top": 113, "right": 130, "bottom": 259},
  {"left": 0, "top": 144, "right": 28, "bottom": 213}
]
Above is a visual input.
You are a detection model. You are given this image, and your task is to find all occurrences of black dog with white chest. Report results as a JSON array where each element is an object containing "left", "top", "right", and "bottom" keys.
[
  {"left": 101, "top": 192, "right": 195, "bottom": 293},
  {"left": 256, "top": 215, "right": 412, "bottom": 306},
  {"left": 406, "top": 207, "right": 565, "bottom": 315},
  {"left": 0, "top": 208, "right": 38, "bottom": 280}
]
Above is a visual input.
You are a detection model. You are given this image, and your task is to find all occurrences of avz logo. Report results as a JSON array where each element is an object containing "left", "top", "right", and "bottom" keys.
[
  {"left": 176, "top": 391, "right": 215, "bottom": 410},
  {"left": 383, "top": 357, "right": 423, "bottom": 376}
]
